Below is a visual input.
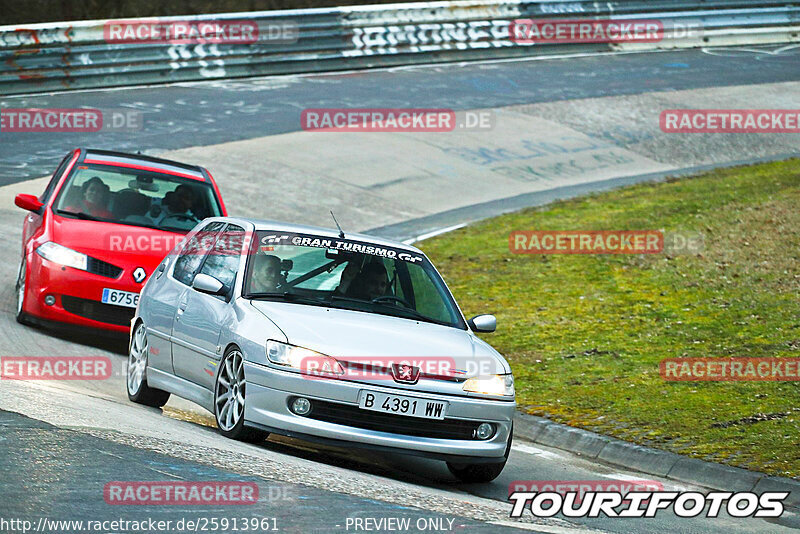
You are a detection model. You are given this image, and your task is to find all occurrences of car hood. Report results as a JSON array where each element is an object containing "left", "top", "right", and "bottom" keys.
[
  {"left": 52, "top": 216, "right": 183, "bottom": 270},
  {"left": 249, "top": 300, "right": 510, "bottom": 375}
]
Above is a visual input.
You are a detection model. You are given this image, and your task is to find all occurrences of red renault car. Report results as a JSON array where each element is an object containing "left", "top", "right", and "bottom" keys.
[{"left": 14, "top": 148, "right": 227, "bottom": 334}]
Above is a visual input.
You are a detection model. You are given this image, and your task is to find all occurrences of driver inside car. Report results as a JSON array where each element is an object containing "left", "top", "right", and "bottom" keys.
[
  {"left": 334, "top": 259, "right": 361, "bottom": 296},
  {"left": 347, "top": 261, "right": 389, "bottom": 301},
  {"left": 251, "top": 253, "right": 283, "bottom": 293},
  {"left": 154, "top": 184, "right": 199, "bottom": 225}
]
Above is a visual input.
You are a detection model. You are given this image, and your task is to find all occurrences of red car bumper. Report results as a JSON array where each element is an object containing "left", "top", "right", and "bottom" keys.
[{"left": 23, "top": 252, "right": 146, "bottom": 334}]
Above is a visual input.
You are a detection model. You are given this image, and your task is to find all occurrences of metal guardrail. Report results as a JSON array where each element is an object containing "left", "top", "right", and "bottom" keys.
[{"left": 1, "top": 1, "right": 798, "bottom": 95}]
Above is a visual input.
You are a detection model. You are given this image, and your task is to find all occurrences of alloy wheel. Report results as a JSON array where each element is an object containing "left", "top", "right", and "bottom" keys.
[
  {"left": 216, "top": 350, "right": 245, "bottom": 432},
  {"left": 127, "top": 324, "right": 148, "bottom": 395}
]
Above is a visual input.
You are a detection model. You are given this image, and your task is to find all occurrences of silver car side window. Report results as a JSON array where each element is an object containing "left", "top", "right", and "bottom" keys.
[
  {"left": 173, "top": 221, "right": 226, "bottom": 286},
  {"left": 198, "top": 224, "right": 245, "bottom": 295}
]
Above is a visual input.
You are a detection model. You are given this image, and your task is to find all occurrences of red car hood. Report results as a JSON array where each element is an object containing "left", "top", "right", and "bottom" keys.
[{"left": 51, "top": 216, "right": 184, "bottom": 270}]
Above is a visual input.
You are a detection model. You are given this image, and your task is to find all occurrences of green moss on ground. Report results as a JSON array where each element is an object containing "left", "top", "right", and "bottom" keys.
[{"left": 420, "top": 159, "right": 800, "bottom": 478}]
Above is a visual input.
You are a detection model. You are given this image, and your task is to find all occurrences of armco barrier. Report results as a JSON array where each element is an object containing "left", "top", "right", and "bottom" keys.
[{"left": 1, "top": 0, "right": 799, "bottom": 95}]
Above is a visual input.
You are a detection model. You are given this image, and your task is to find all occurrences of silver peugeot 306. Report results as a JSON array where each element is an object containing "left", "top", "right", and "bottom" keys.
[{"left": 127, "top": 217, "right": 515, "bottom": 482}]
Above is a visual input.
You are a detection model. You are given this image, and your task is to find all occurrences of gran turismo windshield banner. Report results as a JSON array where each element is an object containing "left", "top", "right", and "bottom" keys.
[{"left": 256, "top": 231, "right": 426, "bottom": 264}]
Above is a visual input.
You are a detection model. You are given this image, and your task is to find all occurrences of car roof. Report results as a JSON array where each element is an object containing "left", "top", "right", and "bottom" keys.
[
  {"left": 81, "top": 148, "right": 208, "bottom": 182},
  {"left": 212, "top": 216, "right": 425, "bottom": 255}
]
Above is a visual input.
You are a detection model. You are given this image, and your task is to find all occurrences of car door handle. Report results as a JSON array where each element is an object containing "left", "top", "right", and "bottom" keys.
[
  {"left": 176, "top": 289, "right": 190, "bottom": 321},
  {"left": 176, "top": 297, "right": 188, "bottom": 320}
]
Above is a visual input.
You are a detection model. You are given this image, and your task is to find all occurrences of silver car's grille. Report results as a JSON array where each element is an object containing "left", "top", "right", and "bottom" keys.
[
  {"left": 301, "top": 399, "right": 485, "bottom": 440},
  {"left": 339, "top": 361, "right": 460, "bottom": 382}
]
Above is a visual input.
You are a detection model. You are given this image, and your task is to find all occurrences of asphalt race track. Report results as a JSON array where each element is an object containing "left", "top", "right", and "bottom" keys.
[
  {"left": 2, "top": 46, "right": 800, "bottom": 534},
  {"left": 2, "top": 46, "right": 800, "bottom": 184}
]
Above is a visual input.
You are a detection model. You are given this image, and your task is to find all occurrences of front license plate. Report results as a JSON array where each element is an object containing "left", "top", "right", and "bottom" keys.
[
  {"left": 101, "top": 288, "right": 140, "bottom": 308},
  {"left": 358, "top": 391, "right": 447, "bottom": 420}
]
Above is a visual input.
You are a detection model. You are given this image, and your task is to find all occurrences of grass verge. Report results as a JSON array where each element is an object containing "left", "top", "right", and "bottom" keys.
[{"left": 419, "top": 159, "right": 800, "bottom": 478}]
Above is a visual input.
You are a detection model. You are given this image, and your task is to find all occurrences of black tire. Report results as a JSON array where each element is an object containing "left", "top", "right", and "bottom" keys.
[
  {"left": 127, "top": 322, "right": 171, "bottom": 408},
  {"left": 447, "top": 425, "right": 512, "bottom": 483},
  {"left": 214, "top": 346, "right": 269, "bottom": 443},
  {"left": 15, "top": 258, "right": 32, "bottom": 325},
  {"left": 447, "top": 459, "right": 507, "bottom": 483}
]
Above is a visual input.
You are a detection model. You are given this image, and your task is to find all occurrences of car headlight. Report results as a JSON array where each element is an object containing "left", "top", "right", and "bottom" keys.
[
  {"left": 265, "top": 340, "right": 343, "bottom": 376},
  {"left": 36, "top": 242, "right": 88, "bottom": 271},
  {"left": 463, "top": 374, "right": 515, "bottom": 397}
]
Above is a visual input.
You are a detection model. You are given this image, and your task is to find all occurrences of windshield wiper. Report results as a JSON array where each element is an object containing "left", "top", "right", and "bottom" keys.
[
  {"left": 249, "top": 292, "right": 329, "bottom": 305},
  {"left": 371, "top": 302, "right": 450, "bottom": 326},
  {"left": 251, "top": 293, "right": 454, "bottom": 327},
  {"left": 157, "top": 225, "right": 191, "bottom": 233},
  {"left": 329, "top": 295, "right": 370, "bottom": 305},
  {"left": 330, "top": 295, "right": 451, "bottom": 326},
  {"left": 56, "top": 209, "right": 102, "bottom": 221}
]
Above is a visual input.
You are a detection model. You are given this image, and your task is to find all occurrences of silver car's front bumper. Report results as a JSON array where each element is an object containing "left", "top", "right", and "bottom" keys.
[{"left": 243, "top": 362, "right": 515, "bottom": 462}]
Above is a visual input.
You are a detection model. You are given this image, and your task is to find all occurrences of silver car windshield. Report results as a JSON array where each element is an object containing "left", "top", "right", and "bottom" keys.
[{"left": 244, "top": 231, "right": 466, "bottom": 329}]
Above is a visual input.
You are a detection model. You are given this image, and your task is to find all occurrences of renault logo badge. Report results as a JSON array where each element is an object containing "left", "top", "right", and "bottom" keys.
[{"left": 133, "top": 267, "right": 147, "bottom": 283}]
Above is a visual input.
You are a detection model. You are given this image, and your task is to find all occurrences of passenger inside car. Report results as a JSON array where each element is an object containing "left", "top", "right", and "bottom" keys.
[{"left": 114, "top": 189, "right": 152, "bottom": 223}]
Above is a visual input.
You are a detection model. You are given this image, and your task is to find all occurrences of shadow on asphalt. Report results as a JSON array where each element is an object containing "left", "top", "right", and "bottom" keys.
[
  {"left": 158, "top": 403, "right": 474, "bottom": 490},
  {"left": 258, "top": 434, "right": 491, "bottom": 491},
  {"left": 27, "top": 323, "right": 129, "bottom": 355}
]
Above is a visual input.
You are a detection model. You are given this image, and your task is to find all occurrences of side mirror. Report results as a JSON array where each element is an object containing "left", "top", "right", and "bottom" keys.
[
  {"left": 468, "top": 314, "right": 496, "bottom": 333},
  {"left": 192, "top": 273, "right": 224, "bottom": 295},
  {"left": 15, "top": 194, "right": 44, "bottom": 214}
]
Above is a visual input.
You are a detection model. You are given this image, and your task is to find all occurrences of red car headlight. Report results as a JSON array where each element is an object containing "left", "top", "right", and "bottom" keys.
[{"left": 36, "top": 242, "right": 89, "bottom": 272}]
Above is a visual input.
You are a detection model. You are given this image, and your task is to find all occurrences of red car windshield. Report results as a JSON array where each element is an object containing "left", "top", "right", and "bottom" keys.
[{"left": 53, "top": 164, "right": 222, "bottom": 232}]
